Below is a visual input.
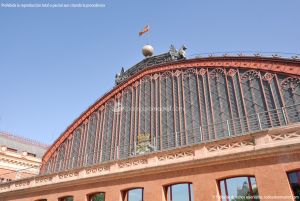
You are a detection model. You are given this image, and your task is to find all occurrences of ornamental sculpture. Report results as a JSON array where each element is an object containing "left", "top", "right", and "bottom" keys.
[{"left": 135, "top": 133, "right": 156, "bottom": 155}]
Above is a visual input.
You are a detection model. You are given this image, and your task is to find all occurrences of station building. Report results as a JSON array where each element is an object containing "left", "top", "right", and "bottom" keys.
[{"left": 1, "top": 46, "right": 300, "bottom": 201}]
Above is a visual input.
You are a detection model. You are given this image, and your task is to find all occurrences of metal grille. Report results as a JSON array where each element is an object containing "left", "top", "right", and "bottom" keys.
[
  {"left": 85, "top": 115, "right": 97, "bottom": 165},
  {"left": 69, "top": 129, "right": 81, "bottom": 169},
  {"left": 42, "top": 68, "right": 300, "bottom": 174}
]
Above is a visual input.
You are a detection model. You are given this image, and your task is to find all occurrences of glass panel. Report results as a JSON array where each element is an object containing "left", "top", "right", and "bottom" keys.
[
  {"left": 226, "top": 177, "right": 250, "bottom": 200},
  {"left": 90, "top": 193, "right": 105, "bottom": 201},
  {"left": 220, "top": 180, "right": 226, "bottom": 201},
  {"left": 250, "top": 177, "right": 259, "bottom": 197},
  {"left": 86, "top": 116, "right": 97, "bottom": 165},
  {"left": 60, "top": 197, "right": 73, "bottom": 201},
  {"left": 168, "top": 183, "right": 192, "bottom": 201},
  {"left": 288, "top": 171, "right": 300, "bottom": 201},
  {"left": 190, "top": 184, "right": 194, "bottom": 201},
  {"left": 220, "top": 177, "right": 260, "bottom": 201},
  {"left": 128, "top": 188, "right": 143, "bottom": 201}
]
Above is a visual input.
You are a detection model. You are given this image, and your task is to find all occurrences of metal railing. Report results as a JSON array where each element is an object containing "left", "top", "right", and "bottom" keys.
[{"left": 190, "top": 51, "right": 300, "bottom": 60}]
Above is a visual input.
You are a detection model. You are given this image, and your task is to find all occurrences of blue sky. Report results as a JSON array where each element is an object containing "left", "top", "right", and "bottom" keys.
[{"left": 0, "top": 0, "right": 299, "bottom": 144}]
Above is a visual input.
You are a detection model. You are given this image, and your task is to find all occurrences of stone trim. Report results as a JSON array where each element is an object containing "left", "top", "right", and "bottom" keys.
[{"left": 1, "top": 124, "right": 300, "bottom": 194}]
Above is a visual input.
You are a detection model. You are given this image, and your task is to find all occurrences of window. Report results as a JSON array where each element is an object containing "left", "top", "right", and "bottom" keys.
[
  {"left": 35, "top": 199, "right": 47, "bottom": 201},
  {"left": 287, "top": 170, "right": 300, "bottom": 201},
  {"left": 27, "top": 152, "right": 36, "bottom": 157},
  {"left": 88, "top": 192, "right": 105, "bottom": 201},
  {"left": 123, "top": 188, "right": 143, "bottom": 201},
  {"left": 59, "top": 196, "right": 73, "bottom": 201},
  {"left": 165, "top": 183, "right": 194, "bottom": 201},
  {"left": 219, "top": 176, "right": 259, "bottom": 201},
  {"left": 7, "top": 147, "right": 17, "bottom": 153}
]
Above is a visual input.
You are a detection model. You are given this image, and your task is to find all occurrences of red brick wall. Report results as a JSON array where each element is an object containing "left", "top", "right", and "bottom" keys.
[{"left": 4, "top": 152, "right": 300, "bottom": 201}]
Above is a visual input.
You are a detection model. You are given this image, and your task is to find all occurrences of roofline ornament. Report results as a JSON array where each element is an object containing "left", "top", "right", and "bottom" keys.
[{"left": 115, "top": 45, "right": 187, "bottom": 85}]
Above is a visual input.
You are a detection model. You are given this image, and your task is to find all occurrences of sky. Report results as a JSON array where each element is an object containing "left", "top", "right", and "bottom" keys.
[{"left": 0, "top": 0, "right": 300, "bottom": 145}]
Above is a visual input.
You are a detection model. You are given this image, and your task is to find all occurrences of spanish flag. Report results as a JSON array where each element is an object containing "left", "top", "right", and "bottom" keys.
[{"left": 139, "top": 25, "right": 150, "bottom": 36}]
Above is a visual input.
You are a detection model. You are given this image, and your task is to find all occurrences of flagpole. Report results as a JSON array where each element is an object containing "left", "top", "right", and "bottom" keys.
[{"left": 147, "top": 28, "right": 150, "bottom": 45}]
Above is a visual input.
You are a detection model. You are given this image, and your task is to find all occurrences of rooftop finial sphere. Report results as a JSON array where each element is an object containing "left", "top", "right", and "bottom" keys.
[{"left": 142, "top": 44, "right": 154, "bottom": 57}]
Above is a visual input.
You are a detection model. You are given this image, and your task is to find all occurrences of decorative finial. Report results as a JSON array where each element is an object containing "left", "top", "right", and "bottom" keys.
[
  {"left": 178, "top": 45, "right": 187, "bottom": 59},
  {"left": 142, "top": 44, "right": 154, "bottom": 57},
  {"left": 120, "top": 67, "right": 125, "bottom": 75}
]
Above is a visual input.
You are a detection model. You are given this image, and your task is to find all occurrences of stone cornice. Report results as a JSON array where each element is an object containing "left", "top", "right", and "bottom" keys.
[
  {"left": 0, "top": 157, "right": 40, "bottom": 169},
  {"left": 1, "top": 123, "right": 300, "bottom": 197},
  {"left": 0, "top": 150, "right": 41, "bottom": 174},
  {"left": 43, "top": 56, "right": 300, "bottom": 164},
  {"left": 0, "top": 150, "right": 41, "bottom": 165}
]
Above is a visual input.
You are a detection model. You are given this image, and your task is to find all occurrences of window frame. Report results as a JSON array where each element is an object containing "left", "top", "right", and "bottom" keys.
[
  {"left": 164, "top": 182, "right": 193, "bottom": 201},
  {"left": 58, "top": 196, "right": 74, "bottom": 201},
  {"left": 87, "top": 192, "right": 106, "bottom": 201},
  {"left": 122, "top": 187, "right": 144, "bottom": 201},
  {"left": 287, "top": 169, "right": 300, "bottom": 201},
  {"left": 218, "top": 176, "right": 258, "bottom": 201}
]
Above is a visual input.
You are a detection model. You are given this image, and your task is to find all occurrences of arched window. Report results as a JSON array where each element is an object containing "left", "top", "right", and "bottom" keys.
[
  {"left": 287, "top": 170, "right": 300, "bottom": 201},
  {"left": 59, "top": 196, "right": 73, "bottom": 201},
  {"left": 219, "top": 176, "right": 259, "bottom": 201},
  {"left": 165, "top": 183, "right": 193, "bottom": 201},
  {"left": 88, "top": 192, "right": 105, "bottom": 201},
  {"left": 122, "top": 188, "right": 144, "bottom": 201}
]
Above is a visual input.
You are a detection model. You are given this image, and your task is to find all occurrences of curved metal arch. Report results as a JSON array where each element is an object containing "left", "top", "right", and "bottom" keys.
[{"left": 42, "top": 56, "right": 300, "bottom": 165}]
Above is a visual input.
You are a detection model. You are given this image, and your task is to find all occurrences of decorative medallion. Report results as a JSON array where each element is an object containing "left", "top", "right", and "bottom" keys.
[
  {"left": 262, "top": 72, "right": 275, "bottom": 82},
  {"left": 227, "top": 69, "right": 237, "bottom": 77},
  {"left": 198, "top": 68, "right": 207, "bottom": 76}
]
